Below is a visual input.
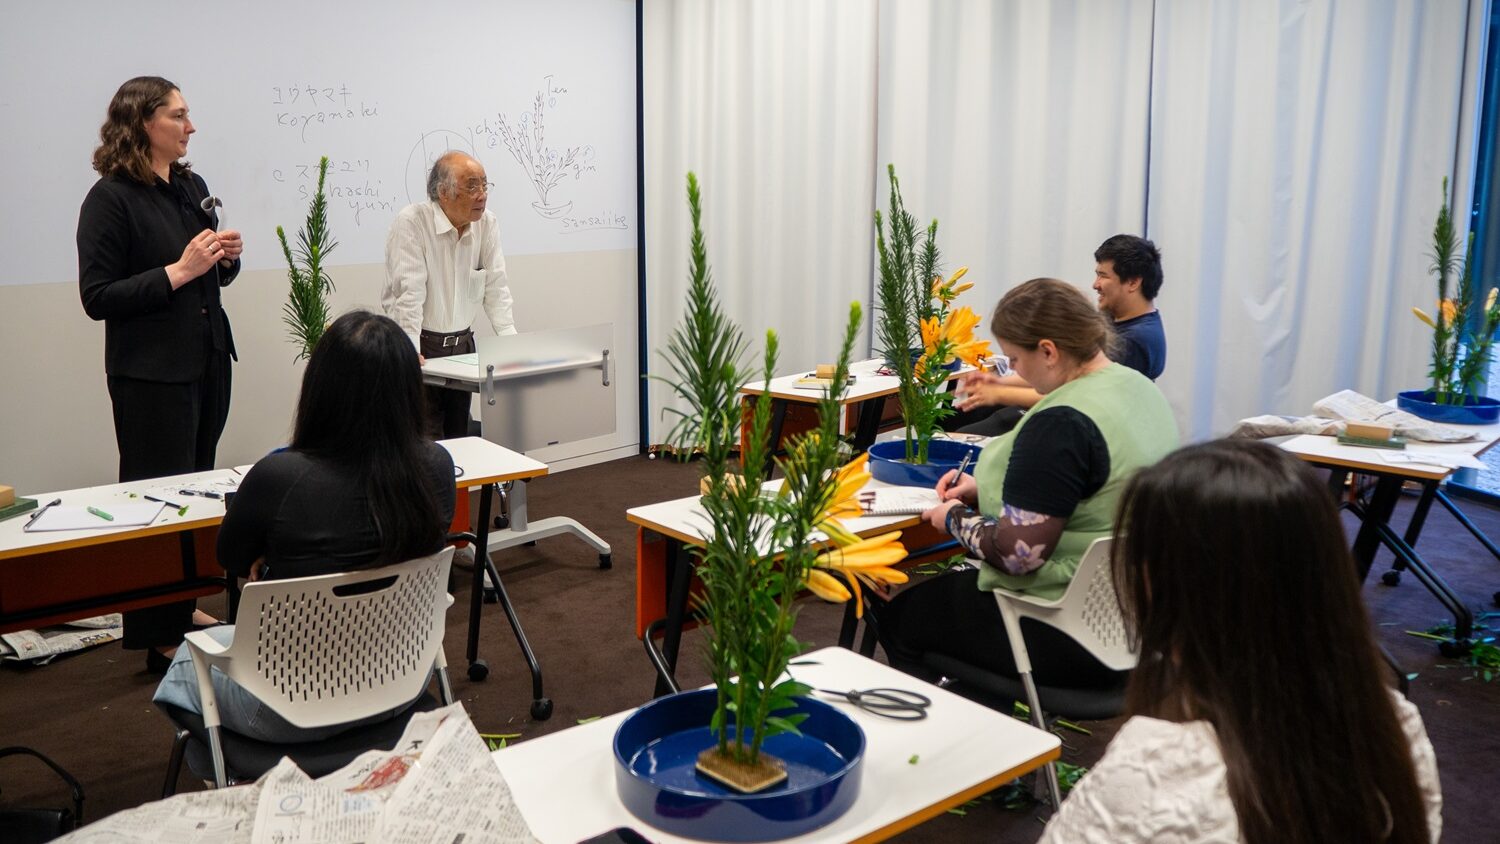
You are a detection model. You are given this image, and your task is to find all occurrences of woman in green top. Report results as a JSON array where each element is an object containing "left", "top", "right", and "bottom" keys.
[{"left": 875, "top": 278, "right": 1178, "bottom": 686}]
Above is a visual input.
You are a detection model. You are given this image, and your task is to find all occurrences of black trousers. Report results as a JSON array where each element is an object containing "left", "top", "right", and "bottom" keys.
[
  {"left": 420, "top": 329, "right": 476, "bottom": 440},
  {"left": 942, "top": 405, "right": 1025, "bottom": 437},
  {"left": 872, "top": 568, "right": 1121, "bottom": 689},
  {"left": 106, "top": 351, "right": 231, "bottom": 650}
]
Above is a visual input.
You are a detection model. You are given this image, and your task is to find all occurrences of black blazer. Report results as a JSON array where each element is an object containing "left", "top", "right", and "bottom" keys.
[{"left": 78, "top": 169, "right": 239, "bottom": 383}]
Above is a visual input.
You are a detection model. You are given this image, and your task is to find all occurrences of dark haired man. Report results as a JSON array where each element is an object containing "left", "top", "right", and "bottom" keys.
[
  {"left": 949, "top": 234, "right": 1166, "bottom": 434},
  {"left": 1091, "top": 233, "right": 1165, "bottom": 380}
]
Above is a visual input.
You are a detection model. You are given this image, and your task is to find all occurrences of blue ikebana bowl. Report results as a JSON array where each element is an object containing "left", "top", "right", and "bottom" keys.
[
  {"left": 613, "top": 689, "right": 865, "bottom": 842},
  {"left": 1396, "top": 390, "right": 1500, "bottom": 425},
  {"left": 867, "top": 438, "right": 982, "bottom": 488}
]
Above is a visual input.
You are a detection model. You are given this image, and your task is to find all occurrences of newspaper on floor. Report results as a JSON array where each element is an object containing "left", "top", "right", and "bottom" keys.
[
  {"left": 0, "top": 615, "right": 122, "bottom": 663},
  {"left": 56, "top": 703, "right": 538, "bottom": 844}
]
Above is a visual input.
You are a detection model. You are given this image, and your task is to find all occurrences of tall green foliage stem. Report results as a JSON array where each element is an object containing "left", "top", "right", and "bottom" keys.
[
  {"left": 277, "top": 155, "right": 337, "bottom": 360},
  {"left": 874, "top": 165, "right": 954, "bottom": 463},
  {"left": 661, "top": 172, "right": 863, "bottom": 765}
]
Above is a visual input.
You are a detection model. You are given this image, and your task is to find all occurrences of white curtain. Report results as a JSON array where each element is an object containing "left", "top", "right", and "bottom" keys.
[
  {"left": 643, "top": 0, "right": 879, "bottom": 445},
  {"left": 875, "top": 0, "right": 1156, "bottom": 313},
  {"left": 1149, "top": 0, "right": 1483, "bottom": 439},
  {"left": 643, "top": 0, "right": 1486, "bottom": 445}
]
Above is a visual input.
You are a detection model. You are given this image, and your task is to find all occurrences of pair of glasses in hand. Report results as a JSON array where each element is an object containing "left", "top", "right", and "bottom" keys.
[{"left": 817, "top": 687, "right": 931, "bottom": 720}]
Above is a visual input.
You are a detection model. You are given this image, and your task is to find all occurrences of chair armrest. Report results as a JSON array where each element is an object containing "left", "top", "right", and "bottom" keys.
[{"left": 183, "top": 630, "right": 230, "bottom": 658}]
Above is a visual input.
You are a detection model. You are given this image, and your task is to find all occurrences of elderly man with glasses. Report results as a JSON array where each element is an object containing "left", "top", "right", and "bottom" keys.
[{"left": 383, "top": 151, "right": 517, "bottom": 438}]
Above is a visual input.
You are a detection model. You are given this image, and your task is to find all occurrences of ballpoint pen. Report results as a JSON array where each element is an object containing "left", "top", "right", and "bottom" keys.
[
  {"left": 179, "top": 489, "right": 223, "bottom": 499},
  {"left": 24, "top": 498, "right": 62, "bottom": 529},
  {"left": 144, "top": 494, "right": 183, "bottom": 509}
]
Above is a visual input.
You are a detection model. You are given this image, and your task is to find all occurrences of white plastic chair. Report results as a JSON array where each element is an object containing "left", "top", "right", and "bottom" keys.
[
  {"left": 993, "top": 536, "right": 1135, "bottom": 806},
  {"left": 181, "top": 547, "right": 456, "bottom": 788}
]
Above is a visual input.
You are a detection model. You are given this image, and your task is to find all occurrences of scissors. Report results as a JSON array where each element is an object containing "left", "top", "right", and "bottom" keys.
[{"left": 817, "top": 687, "right": 932, "bottom": 720}]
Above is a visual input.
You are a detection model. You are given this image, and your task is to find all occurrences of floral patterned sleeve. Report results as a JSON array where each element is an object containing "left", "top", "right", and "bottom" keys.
[{"left": 944, "top": 502, "right": 1067, "bottom": 575}]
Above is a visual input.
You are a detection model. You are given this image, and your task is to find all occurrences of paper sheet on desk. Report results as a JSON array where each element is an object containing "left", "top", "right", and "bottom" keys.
[
  {"left": 25, "top": 502, "right": 165, "bottom": 531},
  {"left": 1379, "top": 450, "right": 1488, "bottom": 471}
]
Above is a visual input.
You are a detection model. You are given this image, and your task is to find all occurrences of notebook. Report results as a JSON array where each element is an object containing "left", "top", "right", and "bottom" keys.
[{"left": 858, "top": 487, "right": 943, "bottom": 516}]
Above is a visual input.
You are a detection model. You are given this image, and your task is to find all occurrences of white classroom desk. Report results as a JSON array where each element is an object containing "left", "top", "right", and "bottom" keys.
[
  {"left": 491, "top": 646, "right": 1062, "bottom": 844},
  {"left": 0, "top": 438, "right": 547, "bottom": 687},
  {"left": 1280, "top": 418, "right": 1500, "bottom": 645},
  {"left": 419, "top": 353, "right": 613, "bottom": 565}
]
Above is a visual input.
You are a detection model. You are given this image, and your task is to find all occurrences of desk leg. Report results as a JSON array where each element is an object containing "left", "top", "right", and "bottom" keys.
[
  {"left": 1382, "top": 481, "right": 1441, "bottom": 583},
  {"left": 1350, "top": 476, "right": 1402, "bottom": 582},
  {"left": 850, "top": 398, "right": 886, "bottom": 454},
  {"left": 466, "top": 482, "right": 496, "bottom": 677},
  {"left": 1351, "top": 477, "right": 1475, "bottom": 646},
  {"left": 762, "top": 399, "right": 790, "bottom": 475},
  {"left": 654, "top": 539, "right": 693, "bottom": 698}
]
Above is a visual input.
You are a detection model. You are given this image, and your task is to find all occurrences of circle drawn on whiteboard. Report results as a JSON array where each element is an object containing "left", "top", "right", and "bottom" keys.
[{"left": 404, "top": 131, "right": 477, "bottom": 205}]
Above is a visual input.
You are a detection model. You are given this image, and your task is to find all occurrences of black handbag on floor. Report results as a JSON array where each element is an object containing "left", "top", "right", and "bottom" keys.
[{"left": 0, "top": 747, "right": 84, "bottom": 843}]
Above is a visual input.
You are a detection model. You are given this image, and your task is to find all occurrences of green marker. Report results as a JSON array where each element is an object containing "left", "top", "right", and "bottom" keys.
[{"left": 87, "top": 506, "right": 114, "bottom": 521}]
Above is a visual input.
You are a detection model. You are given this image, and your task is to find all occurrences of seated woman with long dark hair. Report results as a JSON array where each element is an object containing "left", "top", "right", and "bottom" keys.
[
  {"left": 1041, "top": 440, "right": 1441, "bottom": 843},
  {"left": 875, "top": 278, "right": 1179, "bottom": 687},
  {"left": 154, "top": 310, "right": 456, "bottom": 743}
]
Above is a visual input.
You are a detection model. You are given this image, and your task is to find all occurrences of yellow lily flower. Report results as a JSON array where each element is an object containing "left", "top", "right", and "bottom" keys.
[
  {"left": 1439, "top": 298, "right": 1458, "bottom": 325},
  {"left": 1487, "top": 287, "right": 1498, "bottom": 312},
  {"left": 805, "top": 568, "right": 851, "bottom": 602},
  {"left": 810, "top": 531, "right": 910, "bottom": 617},
  {"left": 948, "top": 266, "right": 969, "bottom": 285},
  {"left": 919, "top": 306, "right": 993, "bottom": 371},
  {"left": 1413, "top": 307, "right": 1436, "bottom": 328}
]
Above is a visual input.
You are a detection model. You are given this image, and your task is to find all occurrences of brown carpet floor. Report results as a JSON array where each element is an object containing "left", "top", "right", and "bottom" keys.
[{"left": 2, "top": 455, "right": 1499, "bottom": 842}]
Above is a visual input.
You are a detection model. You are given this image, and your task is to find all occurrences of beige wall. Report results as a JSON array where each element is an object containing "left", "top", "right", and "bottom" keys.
[{"left": 0, "top": 250, "right": 638, "bottom": 494}]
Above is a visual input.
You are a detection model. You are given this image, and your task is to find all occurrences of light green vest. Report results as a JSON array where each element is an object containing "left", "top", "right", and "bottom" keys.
[{"left": 974, "top": 363, "right": 1178, "bottom": 599}]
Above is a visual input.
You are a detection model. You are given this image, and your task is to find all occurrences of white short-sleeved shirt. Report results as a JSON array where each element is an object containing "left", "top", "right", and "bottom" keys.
[{"left": 382, "top": 200, "right": 516, "bottom": 351}]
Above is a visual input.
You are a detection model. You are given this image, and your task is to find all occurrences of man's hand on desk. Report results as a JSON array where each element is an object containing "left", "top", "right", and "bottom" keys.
[{"left": 954, "top": 371, "right": 1041, "bottom": 411}]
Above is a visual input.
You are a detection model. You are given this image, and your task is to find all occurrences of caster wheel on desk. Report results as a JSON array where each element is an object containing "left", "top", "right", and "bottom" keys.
[
  {"left": 530, "top": 698, "right": 554, "bottom": 721},
  {"left": 1381, "top": 570, "right": 1401, "bottom": 586},
  {"left": 1438, "top": 639, "right": 1472, "bottom": 658},
  {"left": 468, "top": 660, "right": 490, "bottom": 682},
  {"left": 599, "top": 553, "right": 612, "bottom": 570}
]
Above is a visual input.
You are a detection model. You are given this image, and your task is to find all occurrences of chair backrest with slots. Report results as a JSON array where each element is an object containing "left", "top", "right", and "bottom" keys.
[
  {"left": 1001, "top": 537, "right": 1136, "bottom": 671},
  {"left": 220, "top": 547, "right": 453, "bottom": 729}
]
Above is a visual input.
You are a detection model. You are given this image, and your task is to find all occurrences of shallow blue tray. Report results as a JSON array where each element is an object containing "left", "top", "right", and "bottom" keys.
[
  {"left": 613, "top": 689, "right": 865, "bottom": 842},
  {"left": 867, "top": 438, "right": 981, "bottom": 488},
  {"left": 1396, "top": 390, "right": 1500, "bottom": 425}
]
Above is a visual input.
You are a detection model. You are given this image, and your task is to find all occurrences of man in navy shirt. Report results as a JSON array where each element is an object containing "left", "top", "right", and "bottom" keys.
[
  {"left": 949, "top": 234, "right": 1167, "bottom": 434},
  {"left": 1091, "top": 234, "right": 1166, "bottom": 380}
]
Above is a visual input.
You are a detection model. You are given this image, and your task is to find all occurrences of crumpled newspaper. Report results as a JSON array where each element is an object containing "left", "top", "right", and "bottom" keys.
[{"left": 1230, "top": 390, "right": 1480, "bottom": 443}]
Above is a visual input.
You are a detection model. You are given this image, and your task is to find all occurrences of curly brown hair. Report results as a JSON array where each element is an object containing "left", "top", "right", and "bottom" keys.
[{"left": 92, "top": 76, "right": 189, "bottom": 183}]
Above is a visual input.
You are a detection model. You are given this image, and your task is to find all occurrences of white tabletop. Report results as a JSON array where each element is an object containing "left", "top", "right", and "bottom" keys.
[
  {"left": 625, "top": 478, "right": 923, "bottom": 547},
  {"left": 423, "top": 353, "right": 606, "bottom": 386},
  {"left": 0, "top": 438, "right": 544, "bottom": 560},
  {"left": 1280, "top": 417, "right": 1500, "bottom": 481},
  {"left": 491, "top": 646, "right": 1061, "bottom": 844},
  {"left": 739, "top": 358, "right": 970, "bottom": 405}
]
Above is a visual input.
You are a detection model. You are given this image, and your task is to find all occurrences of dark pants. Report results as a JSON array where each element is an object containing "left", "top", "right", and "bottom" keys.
[
  {"left": 420, "top": 329, "right": 476, "bottom": 440},
  {"left": 943, "top": 405, "right": 1025, "bottom": 437},
  {"left": 107, "top": 352, "right": 231, "bottom": 650},
  {"left": 872, "top": 568, "right": 1121, "bottom": 689}
]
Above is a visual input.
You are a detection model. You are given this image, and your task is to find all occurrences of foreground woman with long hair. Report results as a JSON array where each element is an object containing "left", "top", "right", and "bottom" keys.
[{"left": 1041, "top": 439, "right": 1441, "bottom": 843}]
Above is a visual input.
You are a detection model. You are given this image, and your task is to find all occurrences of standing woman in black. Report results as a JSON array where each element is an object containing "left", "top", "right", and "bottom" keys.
[{"left": 77, "top": 76, "right": 245, "bottom": 672}]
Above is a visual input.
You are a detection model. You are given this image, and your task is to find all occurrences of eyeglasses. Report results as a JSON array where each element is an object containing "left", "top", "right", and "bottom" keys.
[{"left": 460, "top": 181, "right": 494, "bottom": 196}]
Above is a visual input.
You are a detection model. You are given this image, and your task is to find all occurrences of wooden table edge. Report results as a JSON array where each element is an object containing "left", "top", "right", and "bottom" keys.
[
  {"left": 459, "top": 466, "right": 550, "bottom": 487},
  {"left": 1290, "top": 452, "right": 1450, "bottom": 481},
  {"left": 849, "top": 743, "right": 1064, "bottom": 844},
  {"left": 0, "top": 516, "right": 222, "bottom": 561}
]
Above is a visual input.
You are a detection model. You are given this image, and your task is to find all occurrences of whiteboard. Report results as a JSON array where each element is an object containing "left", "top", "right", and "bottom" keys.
[{"left": 0, "top": 0, "right": 637, "bottom": 284}]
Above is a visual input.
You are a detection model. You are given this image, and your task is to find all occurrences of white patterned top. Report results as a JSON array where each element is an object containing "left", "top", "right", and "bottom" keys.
[{"left": 1039, "top": 694, "right": 1441, "bottom": 843}]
